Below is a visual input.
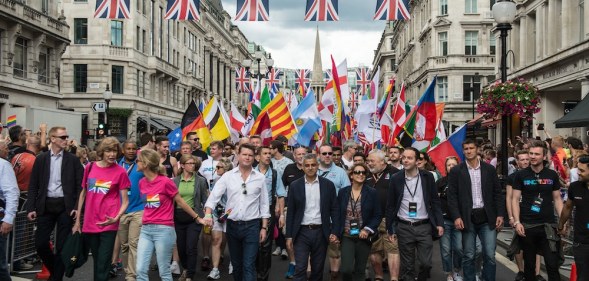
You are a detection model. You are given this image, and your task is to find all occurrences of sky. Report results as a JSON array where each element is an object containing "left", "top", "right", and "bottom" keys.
[{"left": 222, "top": 0, "right": 387, "bottom": 69}]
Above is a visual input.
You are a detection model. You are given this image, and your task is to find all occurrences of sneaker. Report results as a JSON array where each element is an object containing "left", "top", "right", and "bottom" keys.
[
  {"left": 109, "top": 263, "right": 118, "bottom": 278},
  {"left": 536, "top": 275, "right": 546, "bottom": 281},
  {"left": 285, "top": 263, "right": 295, "bottom": 279},
  {"left": 228, "top": 262, "right": 233, "bottom": 275},
  {"left": 15, "top": 262, "right": 34, "bottom": 270},
  {"left": 207, "top": 268, "right": 221, "bottom": 280},
  {"left": 514, "top": 271, "right": 525, "bottom": 281},
  {"left": 453, "top": 272, "right": 464, "bottom": 281},
  {"left": 201, "top": 257, "right": 211, "bottom": 271},
  {"left": 447, "top": 276, "right": 454, "bottom": 281},
  {"left": 178, "top": 270, "right": 187, "bottom": 281},
  {"left": 281, "top": 249, "right": 288, "bottom": 260},
  {"left": 272, "top": 247, "right": 282, "bottom": 256},
  {"left": 170, "top": 261, "right": 181, "bottom": 275}
]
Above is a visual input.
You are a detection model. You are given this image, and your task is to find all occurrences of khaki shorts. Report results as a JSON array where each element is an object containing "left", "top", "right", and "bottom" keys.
[
  {"left": 371, "top": 219, "right": 398, "bottom": 255},
  {"left": 328, "top": 242, "right": 340, "bottom": 258}
]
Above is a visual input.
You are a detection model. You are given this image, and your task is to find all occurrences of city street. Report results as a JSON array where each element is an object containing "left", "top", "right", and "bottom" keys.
[{"left": 13, "top": 240, "right": 524, "bottom": 281}]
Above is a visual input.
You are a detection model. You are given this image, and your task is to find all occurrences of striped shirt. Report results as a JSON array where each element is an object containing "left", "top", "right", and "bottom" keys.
[{"left": 467, "top": 160, "right": 485, "bottom": 208}]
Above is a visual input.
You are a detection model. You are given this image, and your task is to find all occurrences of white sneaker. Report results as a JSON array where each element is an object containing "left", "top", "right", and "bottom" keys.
[
  {"left": 228, "top": 262, "right": 233, "bottom": 275},
  {"left": 453, "top": 272, "right": 464, "bottom": 281},
  {"left": 170, "top": 261, "right": 181, "bottom": 275},
  {"left": 281, "top": 249, "right": 288, "bottom": 259},
  {"left": 207, "top": 268, "right": 221, "bottom": 280},
  {"left": 272, "top": 247, "right": 282, "bottom": 256}
]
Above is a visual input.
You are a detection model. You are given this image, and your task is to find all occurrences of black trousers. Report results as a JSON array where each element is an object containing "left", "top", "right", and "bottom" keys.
[
  {"left": 256, "top": 217, "right": 275, "bottom": 281},
  {"left": 35, "top": 199, "right": 73, "bottom": 281},
  {"left": 396, "top": 222, "right": 433, "bottom": 281},
  {"left": 293, "top": 227, "right": 328, "bottom": 281},
  {"left": 573, "top": 243, "right": 589, "bottom": 281},
  {"left": 175, "top": 221, "right": 202, "bottom": 279},
  {"left": 520, "top": 226, "right": 561, "bottom": 281}
]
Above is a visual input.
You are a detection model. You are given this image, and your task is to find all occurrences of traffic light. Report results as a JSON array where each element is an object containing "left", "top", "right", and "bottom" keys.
[{"left": 97, "top": 123, "right": 106, "bottom": 138}]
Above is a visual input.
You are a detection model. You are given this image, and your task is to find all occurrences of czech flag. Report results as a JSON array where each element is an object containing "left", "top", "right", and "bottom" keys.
[{"left": 427, "top": 124, "right": 467, "bottom": 177}]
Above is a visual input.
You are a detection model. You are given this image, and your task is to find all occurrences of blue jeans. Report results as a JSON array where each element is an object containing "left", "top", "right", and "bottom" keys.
[
  {"left": 136, "top": 224, "right": 176, "bottom": 281},
  {"left": 0, "top": 235, "right": 10, "bottom": 281},
  {"left": 440, "top": 219, "right": 462, "bottom": 273},
  {"left": 462, "top": 223, "right": 496, "bottom": 281},
  {"left": 226, "top": 219, "right": 261, "bottom": 281}
]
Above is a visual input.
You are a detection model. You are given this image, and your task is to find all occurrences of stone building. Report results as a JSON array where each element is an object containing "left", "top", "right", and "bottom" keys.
[{"left": 59, "top": 0, "right": 252, "bottom": 142}]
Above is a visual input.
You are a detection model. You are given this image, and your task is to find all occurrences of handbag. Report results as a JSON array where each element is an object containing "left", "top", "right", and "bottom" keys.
[{"left": 471, "top": 208, "right": 488, "bottom": 225}]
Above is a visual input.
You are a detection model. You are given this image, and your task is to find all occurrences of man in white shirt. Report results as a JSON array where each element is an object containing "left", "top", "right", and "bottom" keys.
[
  {"left": 203, "top": 143, "right": 270, "bottom": 281},
  {"left": 0, "top": 157, "right": 20, "bottom": 279},
  {"left": 341, "top": 140, "right": 357, "bottom": 169}
]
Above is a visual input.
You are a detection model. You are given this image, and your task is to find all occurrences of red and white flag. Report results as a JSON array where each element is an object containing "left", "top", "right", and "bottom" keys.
[{"left": 391, "top": 82, "right": 407, "bottom": 139}]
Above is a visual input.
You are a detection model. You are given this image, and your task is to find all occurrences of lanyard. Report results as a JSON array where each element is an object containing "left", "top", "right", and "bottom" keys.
[
  {"left": 349, "top": 190, "right": 361, "bottom": 218},
  {"left": 372, "top": 172, "right": 384, "bottom": 183},
  {"left": 405, "top": 176, "right": 420, "bottom": 200}
]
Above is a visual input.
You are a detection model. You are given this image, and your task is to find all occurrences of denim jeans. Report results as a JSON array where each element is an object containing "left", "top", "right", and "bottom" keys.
[
  {"left": 440, "top": 218, "right": 463, "bottom": 273},
  {"left": 136, "top": 224, "right": 176, "bottom": 281},
  {"left": 226, "top": 219, "right": 260, "bottom": 281},
  {"left": 462, "top": 223, "right": 496, "bottom": 281},
  {"left": 0, "top": 234, "right": 10, "bottom": 281}
]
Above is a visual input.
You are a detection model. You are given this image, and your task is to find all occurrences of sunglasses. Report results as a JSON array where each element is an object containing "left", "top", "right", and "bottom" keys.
[
  {"left": 216, "top": 166, "right": 224, "bottom": 169},
  {"left": 321, "top": 152, "right": 333, "bottom": 156},
  {"left": 352, "top": 170, "right": 367, "bottom": 175},
  {"left": 54, "top": 135, "right": 69, "bottom": 140},
  {"left": 190, "top": 138, "right": 199, "bottom": 141},
  {"left": 242, "top": 183, "right": 247, "bottom": 195}
]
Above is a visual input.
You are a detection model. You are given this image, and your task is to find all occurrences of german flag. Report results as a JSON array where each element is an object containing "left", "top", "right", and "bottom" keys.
[{"left": 181, "top": 100, "right": 212, "bottom": 150}]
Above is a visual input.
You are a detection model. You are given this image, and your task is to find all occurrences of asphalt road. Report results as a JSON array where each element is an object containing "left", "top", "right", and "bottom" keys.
[{"left": 13, "top": 240, "right": 523, "bottom": 281}]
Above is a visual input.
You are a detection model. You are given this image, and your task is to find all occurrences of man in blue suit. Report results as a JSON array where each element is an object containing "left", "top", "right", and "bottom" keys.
[{"left": 286, "top": 153, "right": 340, "bottom": 281}]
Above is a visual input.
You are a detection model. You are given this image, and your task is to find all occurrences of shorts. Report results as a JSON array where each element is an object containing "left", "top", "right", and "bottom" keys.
[
  {"left": 371, "top": 219, "right": 398, "bottom": 255},
  {"left": 328, "top": 242, "right": 340, "bottom": 258},
  {"left": 212, "top": 219, "right": 226, "bottom": 233}
]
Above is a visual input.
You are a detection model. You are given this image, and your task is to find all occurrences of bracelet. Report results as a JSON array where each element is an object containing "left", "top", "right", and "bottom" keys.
[
  {"left": 261, "top": 226, "right": 268, "bottom": 231},
  {"left": 514, "top": 221, "right": 520, "bottom": 226},
  {"left": 509, "top": 217, "right": 514, "bottom": 220}
]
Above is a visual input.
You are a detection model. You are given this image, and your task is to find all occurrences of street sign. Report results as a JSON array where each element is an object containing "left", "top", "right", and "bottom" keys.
[{"left": 92, "top": 102, "right": 106, "bottom": 112}]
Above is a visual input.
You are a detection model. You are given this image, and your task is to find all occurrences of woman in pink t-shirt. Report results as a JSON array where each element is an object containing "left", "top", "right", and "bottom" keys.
[
  {"left": 72, "top": 137, "right": 130, "bottom": 281},
  {"left": 134, "top": 149, "right": 205, "bottom": 281}
]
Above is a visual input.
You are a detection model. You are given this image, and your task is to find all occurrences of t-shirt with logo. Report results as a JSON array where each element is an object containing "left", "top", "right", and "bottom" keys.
[
  {"left": 512, "top": 167, "right": 560, "bottom": 224},
  {"left": 139, "top": 175, "right": 179, "bottom": 227},
  {"left": 199, "top": 158, "right": 219, "bottom": 189},
  {"left": 11, "top": 151, "right": 37, "bottom": 191},
  {"left": 81, "top": 163, "right": 131, "bottom": 233},
  {"left": 567, "top": 181, "right": 589, "bottom": 244}
]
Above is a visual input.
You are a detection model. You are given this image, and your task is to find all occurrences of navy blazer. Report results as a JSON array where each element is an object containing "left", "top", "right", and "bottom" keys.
[
  {"left": 446, "top": 161, "right": 505, "bottom": 231},
  {"left": 26, "top": 150, "right": 84, "bottom": 216},
  {"left": 285, "top": 176, "right": 340, "bottom": 242},
  {"left": 386, "top": 170, "right": 443, "bottom": 235},
  {"left": 336, "top": 184, "right": 381, "bottom": 237}
]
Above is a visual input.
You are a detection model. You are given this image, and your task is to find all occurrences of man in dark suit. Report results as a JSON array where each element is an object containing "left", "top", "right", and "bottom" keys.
[
  {"left": 386, "top": 147, "right": 443, "bottom": 281},
  {"left": 286, "top": 153, "right": 340, "bottom": 281},
  {"left": 447, "top": 139, "right": 505, "bottom": 281},
  {"left": 26, "top": 126, "right": 83, "bottom": 281}
]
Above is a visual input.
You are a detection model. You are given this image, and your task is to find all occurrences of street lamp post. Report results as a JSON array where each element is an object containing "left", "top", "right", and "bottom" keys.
[
  {"left": 103, "top": 83, "right": 112, "bottom": 136},
  {"left": 242, "top": 46, "right": 274, "bottom": 89},
  {"left": 493, "top": 0, "right": 517, "bottom": 178}
]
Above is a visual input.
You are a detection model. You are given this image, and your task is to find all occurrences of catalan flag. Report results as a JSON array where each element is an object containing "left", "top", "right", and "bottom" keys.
[
  {"left": 6, "top": 115, "right": 16, "bottom": 128},
  {"left": 251, "top": 93, "right": 297, "bottom": 140}
]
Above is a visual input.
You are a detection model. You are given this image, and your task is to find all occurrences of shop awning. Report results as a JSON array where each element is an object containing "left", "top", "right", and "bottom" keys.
[
  {"left": 151, "top": 118, "right": 180, "bottom": 131},
  {"left": 554, "top": 94, "right": 589, "bottom": 128},
  {"left": 467, "top": 114, "right": 501, "bottom": 127},
  {"left": 137, "top": 116, "right": 166, "bottom": 130}
]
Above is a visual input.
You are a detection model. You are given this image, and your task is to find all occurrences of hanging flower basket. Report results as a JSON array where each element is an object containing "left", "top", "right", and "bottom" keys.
[{"left": 477, "top": 78, "right": 541, "bottom": 121}]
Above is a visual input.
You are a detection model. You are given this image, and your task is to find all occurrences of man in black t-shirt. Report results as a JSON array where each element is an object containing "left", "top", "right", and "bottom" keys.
[
  {"left": 512, "top": 141, "right": 563, "bottom": 281},
  {"left": 558, "top": 156, "right": 589, "bottom": 279}
]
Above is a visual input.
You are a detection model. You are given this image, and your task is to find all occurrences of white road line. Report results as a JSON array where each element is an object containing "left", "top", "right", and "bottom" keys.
[
  {"left": 496, "top": 251, "right": 519, "bottom": 273},
  {"left": 10, "top": 277, "right": 32, "bottom": 281}
]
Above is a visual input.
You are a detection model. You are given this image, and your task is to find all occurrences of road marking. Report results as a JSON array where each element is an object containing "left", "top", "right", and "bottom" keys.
[
  {"left": 496, "top": 251, "right": 519, "bottom": 273},
  {"left": 11, "top": 277, "right": 32, "bottom": 281}
]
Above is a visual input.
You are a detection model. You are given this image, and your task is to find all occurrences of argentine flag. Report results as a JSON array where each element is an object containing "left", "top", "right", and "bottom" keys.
[{"left": 292, "top": 89, "right": 322, "bottom": 146}]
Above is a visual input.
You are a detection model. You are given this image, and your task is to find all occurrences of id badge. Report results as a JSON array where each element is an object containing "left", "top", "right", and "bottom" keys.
[
  {"left": 408, "top": 202, "right": 418, "bottom": 218},
  {"left": 586, "top": 223, "right": 589, "bottom": 230},
  {"left": 349, "top": 219, "right": 360, "bottom": 236},
  {"left": 531, "top": 195, "right": 543, "bottom": 213}
]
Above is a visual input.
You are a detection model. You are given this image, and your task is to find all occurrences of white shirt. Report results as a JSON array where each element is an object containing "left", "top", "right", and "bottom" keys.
[
  {"left": 204, "top": 167, "right": 270, "bottom": 221},
  {"left": 341, "top": 157, "right": 353, "bottom": 169},
  {"left": 301, "top": 176, "right": 322, "bottom": 225},
  {"left": 199, "top": 158, "right": 219, "bottom": 184},
  {"left": 47, "top": 150, "right": 64, "bottom": 198},
  {"left": 0, "top": 159, "right": 19, "bottom": 224},
  {"left": 467, "top": 161, "right": 485, "bottom": 208},
  {"left": 398, "top": 174, "right": 429, "bottom": 221}
]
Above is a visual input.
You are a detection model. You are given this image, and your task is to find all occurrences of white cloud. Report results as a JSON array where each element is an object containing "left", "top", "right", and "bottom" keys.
[{"left": 223, "top": 1, "right": 386, "bottom": 69}]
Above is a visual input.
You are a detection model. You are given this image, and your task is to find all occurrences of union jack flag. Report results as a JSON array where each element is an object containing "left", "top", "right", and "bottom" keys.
[
  {"left": 165, "top": 0, "right": 201, "bottom": 20},
  {"left": 265, "top": 68, "right": 281, "bottom": 96},
  {"left": 304, "top": 0, "right": 339, "bottom": 21},
  {"left": 356, "top": 68, "right": 371, "bottom": 96},
  {"left": 323, "top": 70, "right": 332, "bottom": 84},
  {"left": 374, "top": 0, "right": 411, "bottom": 21},
  {"left": 235, "top": 0, "right": 269, "bottom": 21},
  {"left": 295, "top": 69, "right": 311, "bottom": 95},
  {"left": 94, "top": 0, "right": 131, "bottom": 19},
  {"left": 235, "top": 67, "right": 251, "bottom": 93}
]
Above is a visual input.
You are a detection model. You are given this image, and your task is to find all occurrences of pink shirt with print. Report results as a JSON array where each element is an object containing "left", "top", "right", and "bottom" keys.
[
  {"left": 139, "top": 175, "right": 178, "bottom": 227},
  {"left": 82, "top": 163, "right": 131, "bottom": 233}
]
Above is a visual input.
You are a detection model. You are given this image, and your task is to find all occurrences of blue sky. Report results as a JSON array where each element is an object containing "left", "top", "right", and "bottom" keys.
[{"left": 223, "top": 0, "right": 386, "bottom": 69}]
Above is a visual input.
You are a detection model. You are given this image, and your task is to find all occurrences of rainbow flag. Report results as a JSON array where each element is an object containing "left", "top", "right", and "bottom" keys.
[
  {"left": 330, "top": 56, "right": 344, "bottom": 131},
  {"left": 145, "top": 194, "right": 161, "bottom": 208},
  {"left": 6, "top": 115, "right": 16, "bottom": 128}
]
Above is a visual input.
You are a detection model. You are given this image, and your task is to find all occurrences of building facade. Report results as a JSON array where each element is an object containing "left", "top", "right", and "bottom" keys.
[
  {"left": 504, "top": 0, "right": 588, "bottom": 142},
  {"left": 59, "top": 0, "right": 252, "bottom": 142},
  {"left": 381, "top": 0, "right": 499, "bottom": 133},
  {"left": 0, "top": 0, "right": 74, "bottom": 135}
]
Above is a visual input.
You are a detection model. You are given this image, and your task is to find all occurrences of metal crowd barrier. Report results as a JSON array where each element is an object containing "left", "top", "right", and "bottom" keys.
[{"left": 8, "top": 210, "right": 40, "bottom": 274}]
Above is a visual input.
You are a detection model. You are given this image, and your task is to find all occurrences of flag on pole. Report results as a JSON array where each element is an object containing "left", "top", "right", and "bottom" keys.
[
  {"left": 391, "top": 82, "right": 407, "bottom": 139},
  {"left": 164, "top": 0, "right": 201, "bottom": 20},
  {"left": 180, "top": 100, "right": 212, "bottom": 151},
  {"left": 235, "top": 0, "right": 269, "bottom": 21},
  {"left": 265, "top": 68, "right": 281, "bottom": 98},
  {"left": 292, "top": 90, "right": 322, "bottom": 146},
  {"left": 374, "top": 0, "right": 411, "bottom": 21},
  {"left": 412, "top": 103, "right": 445, "bottom": 151},
  {"left": 6, "top": 115, "right": 16, "bottom": 128},
  {"left": 202, "top": 98, "right": 231, "bottom": 142},
  {"left": 94, "top": 0, "right": 131, "bottom": 19},
  {"left": 229, "top": 103, "right": 245, "bottom": 142},
  {"left": 295, "top": 69, "right": 311, "bottom": 97},
  {"left": 428, "top": 124, "right": 467, "bottom": 177},
  {"left": 413, "top": 76, "right": 438, "bottom": 142},
  {"left": 330, "top": 56, "right": 344, "bottom": 132},
  {"left": 356, "top": 68, "right": 371, "bottom": 97},
  {"left": 368, "top": 66, "right": 380, "bottom": 100},
  {"left": 235, "top": 67, "right": 251, "bottom": 93},
  {"left": 304, "top": 0, "right": 339, "bottom": 21}
]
